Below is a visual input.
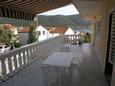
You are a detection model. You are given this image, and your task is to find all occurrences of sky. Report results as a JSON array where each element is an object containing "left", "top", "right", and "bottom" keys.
[{"left": 38, "top": 4, "right": 79, "bottom": 15}]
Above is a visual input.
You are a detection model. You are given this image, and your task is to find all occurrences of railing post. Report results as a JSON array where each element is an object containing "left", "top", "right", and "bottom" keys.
[
  {"left": 13, "top": 54, "right": 18, "bottom": 72},
  {"left": 18, "top": 52, "right": 22, "bottom": 69},
  {"left": 38, "top": 44, "right": 41, "bottom": 58},
  {"left": 26, "top": 49, "right": 30, "bottom": 63},
  {"left": 8, "top": 57, "right": 13, "bottom": 76},
  {"left": 37, "top": 45, "right": 40, "bottom": 58},
  {"left": 1, "top": 59, "right": 7, "bottom": 80},
  {"left": 22, "top": 51, "right": 26, "bottom": 65},
  {"left": 30, "top": 46, "right": 33, "bottom": 61},
  {"left": 34, "top": 45, "right": 37, "bottom": 58}
]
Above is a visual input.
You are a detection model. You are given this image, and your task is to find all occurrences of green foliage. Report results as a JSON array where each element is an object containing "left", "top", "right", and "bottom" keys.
[
  {"left": 38, "top": 15, "right": 91, "bottom": 26},
  {"left": 14, "top": 42, "right": 22, "bottom": 48},
  {"left": 0, "top": 17, "right": 33, "bottom": 26},
  {"left": 0, "top": 25, "right": 12, "bottom": 44},
  {"left": 83, "top": 33, "right": 91, "bottom": 43},
  {"left": 28, "top": 22, "right": 37, "bottom": 44}
]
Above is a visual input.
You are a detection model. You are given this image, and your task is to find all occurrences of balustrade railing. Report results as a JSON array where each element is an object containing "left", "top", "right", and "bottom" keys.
[
  {"left": 0, "top": 35, "right": 79, "bottom": 82},
  {"left": 64, "top": 35, "right": 82, "bottom": 44},
  {"left": 0, "top": 35, "right": 64, "bottom": 81}
]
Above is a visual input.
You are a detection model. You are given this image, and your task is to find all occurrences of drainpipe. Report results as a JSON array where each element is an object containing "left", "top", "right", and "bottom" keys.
[
  {"left": 92, "top": 21, "right": 96, "bottom": 45},
  {"left": 92, "top": 16, "right": 97, "bottom": 46}
]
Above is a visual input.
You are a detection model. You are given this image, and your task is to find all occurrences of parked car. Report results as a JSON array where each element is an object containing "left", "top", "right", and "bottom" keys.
[{"left": 0, "top": 45, "right": 11, "bottom": 54}]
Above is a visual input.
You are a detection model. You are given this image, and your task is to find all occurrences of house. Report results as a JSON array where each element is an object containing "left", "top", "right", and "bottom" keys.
[
  {"left": 46, "top": 27, "right": 60, "bottom": 37},
  {"left": 64, "top": 27, "right": 74, "bottom": 35},
  {"left": 35, "top": 25, "right": 50, "bottom": 42},
  {"left": 46, "top": 26, "right": 68, "bottom": 36},
  {"left": 35, "top": 26, "right": 71, "bottom": 41},
  {"left": 18, "top": 27, "right": 30, "bottom": 45}
]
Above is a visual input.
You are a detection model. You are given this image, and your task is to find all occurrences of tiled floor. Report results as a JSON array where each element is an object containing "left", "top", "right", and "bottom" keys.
[{"left": 0, "top": 43, "right": 109, "bottom": 86}]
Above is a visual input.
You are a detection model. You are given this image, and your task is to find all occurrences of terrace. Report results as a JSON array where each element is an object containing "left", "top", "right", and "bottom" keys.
[
  {"left": 0, "top": 35, "right": 108, "bottom": 86},
  {"left": 0, "top": 0, "right": 115, "bottom": 86}
]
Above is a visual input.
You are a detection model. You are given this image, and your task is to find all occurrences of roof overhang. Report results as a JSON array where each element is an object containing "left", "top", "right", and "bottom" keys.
[
  {"left": 0, "top": 0, "right": 71, "bottom": 14},
  {"left": 72, "top": 0, "right": 107, "bottom": 21},
  {"left": 0, "top": 0, "right": 107, "bottom": 21}
]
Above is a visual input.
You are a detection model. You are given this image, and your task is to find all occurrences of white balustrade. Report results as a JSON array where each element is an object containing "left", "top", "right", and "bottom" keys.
[
  {"left": 64, "top": 35, "right": 81, "bottom": 44},
  {"left": 0, "top": 35, "right": 76, "bottom": 81},
  {"left": 0, "top": 35, "right": 64, "bottom": 81}
]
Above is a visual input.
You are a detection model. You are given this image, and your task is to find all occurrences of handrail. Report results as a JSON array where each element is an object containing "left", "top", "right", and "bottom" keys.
[{"left": 64, "top": 35, "right": 82, "bottom": 43}]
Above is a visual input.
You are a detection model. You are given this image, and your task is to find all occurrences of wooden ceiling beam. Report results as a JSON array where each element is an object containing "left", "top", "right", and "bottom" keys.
[
  {"left": 0, "top": 0, "right": 71, "bottom": 20},
  {"left": 0, "top": 0, "right": 41, "bottom": 7},
  {"left": 32, "top": 1, "right": 71, "bottom": 13}
]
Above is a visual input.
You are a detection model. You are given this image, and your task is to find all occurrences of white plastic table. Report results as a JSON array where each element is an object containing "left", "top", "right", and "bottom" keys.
[
  {"left": 42, "top": 52, "right": 74, "bottom": 86},
  {"left": 43, "top": 52, "right": 73, "bottom": 67}
]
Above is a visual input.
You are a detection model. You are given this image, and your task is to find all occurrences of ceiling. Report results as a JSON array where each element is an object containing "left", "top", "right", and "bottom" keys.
[
  {"left": 0, "top": 0, "right": 107, "bottom": 20},
  {"left": 73, "top": 0, "right": 107, "bottom": 20},
  {"left": 0, "top": 0, "right": 71, "bottom": 14}
]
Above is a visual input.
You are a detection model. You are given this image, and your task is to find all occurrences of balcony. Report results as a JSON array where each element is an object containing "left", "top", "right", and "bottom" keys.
[{"left": 0, "top": 35, "right": 108, "bottom": 86}]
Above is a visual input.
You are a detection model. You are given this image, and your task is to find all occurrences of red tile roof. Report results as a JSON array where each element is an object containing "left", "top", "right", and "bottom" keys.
[
  {"left": 45, "top": 27, "right": 68, "bottom": 34},
  {"left": 2, "top": 24, "right": 15, "bottom": 31},
  {"left": 19, "top": 27, "right": 30, "bottom": 33}
]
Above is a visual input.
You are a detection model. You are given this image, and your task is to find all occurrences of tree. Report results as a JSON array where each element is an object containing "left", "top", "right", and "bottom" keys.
[
  {"left": 0, "top": 25, "right": 12, "bottom": 45},
  {"left": 28, "top": 22, "right": 38, "bottom": 44}
]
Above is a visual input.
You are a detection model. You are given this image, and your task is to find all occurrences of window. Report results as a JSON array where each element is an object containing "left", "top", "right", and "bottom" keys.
[
  {"left": 43, "top": 31, "right": 45, "bottom": 35},
  {"left": 38, "top": 31, "right": 41, "bottom": 35}
]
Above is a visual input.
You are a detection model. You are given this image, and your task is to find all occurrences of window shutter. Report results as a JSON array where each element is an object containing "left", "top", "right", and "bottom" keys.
[{"left": 109, "top": 12, "right": 115, "bottom": 64}]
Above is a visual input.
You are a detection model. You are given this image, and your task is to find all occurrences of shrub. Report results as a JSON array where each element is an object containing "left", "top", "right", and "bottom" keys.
[
  {"left": 83, "top": 33, "right": 91, "bottom": 43},
  {"left": 14, "top": 42, "right": 22, "bottom": 48}
]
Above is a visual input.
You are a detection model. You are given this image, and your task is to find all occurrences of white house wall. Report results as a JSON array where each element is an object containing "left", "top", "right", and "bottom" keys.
[
  {"left": 64, "top": 27, "right": 74, "bottom": 35},
  {"left": 49, "top": 33, "right": 60, "bottom": 38},
  {"left": 36, "top": 25, "right": 50, "bottom": 41}
]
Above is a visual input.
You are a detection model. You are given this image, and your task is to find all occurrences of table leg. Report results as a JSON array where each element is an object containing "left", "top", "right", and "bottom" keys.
[{"left": 41, "top": 66, "right": 49, "bottom": 86}]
